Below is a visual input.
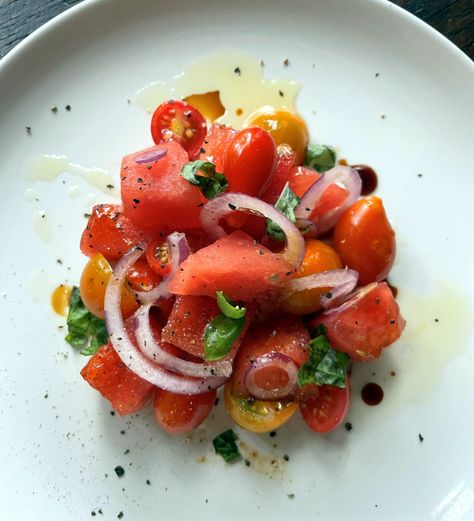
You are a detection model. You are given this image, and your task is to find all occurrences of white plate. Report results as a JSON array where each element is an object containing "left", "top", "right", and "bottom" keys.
[{"left": 1, "top": 0, "right": 473, "bottom": 519}]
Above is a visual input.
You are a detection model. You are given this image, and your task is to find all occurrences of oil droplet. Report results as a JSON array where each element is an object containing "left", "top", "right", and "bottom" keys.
[
  {"left": 27, "top": 269, "right": 53, "bottom": 303},
  {"left": 33, "top": 211, "right": 53, "bottom": 242},
  {"left": 183, "top": 91, "right": 225, "bottom": 122},
  {"left": 133, "top": 51, "right": 300, "bottom": 129},
  {"left": 132, "top": 81, "right": 172, "bottom": 113},
  {"left": 27, "top": 154, "right": 119, "bottom": 197},
  {"left": 51, "top": 284, "right": 72, "bottom": 316}
]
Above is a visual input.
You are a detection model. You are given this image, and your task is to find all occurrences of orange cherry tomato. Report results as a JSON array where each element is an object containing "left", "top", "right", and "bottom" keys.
[
  {"left": 153, "top": 388, "right": 216, "bottom": 435},
  {"left": 333, "top": 197, "right": 395, "bottom": 285},
  {"left": 246, "top": 109, "right": 309, "bottom": 165},
  {"left": 224, "top": 382, "right": 297, "bottom": 433},
  {"left": 280, "top": 239, "right": 343, "bottom": 315},
  {"left": 79, "top": 253, "right": 138, "bottom": 319}
]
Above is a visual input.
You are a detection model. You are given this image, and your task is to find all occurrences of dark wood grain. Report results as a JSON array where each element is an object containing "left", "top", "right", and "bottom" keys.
[{"left": 0, "top": 0, "right": 473, "bottom": 59}]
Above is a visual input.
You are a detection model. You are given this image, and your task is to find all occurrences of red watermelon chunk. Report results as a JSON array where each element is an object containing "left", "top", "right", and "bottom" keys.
[
  {"left": 260, "top": 148, "right": 297, "bottom": 204},
  {"left": 199, "top": 124, "right": 237, "bottom": 171},
  {"left": 168, "top": 231, "right": 292, "bottom": 301},
  {"left": 121, "top": 141, "right": 205, "bottom": 231},
  {"left": 162, "top": 295, "right": 253, "bottom": 360},
  {"left": 81, "top": 342, "right": 154, "bottom": 416}
]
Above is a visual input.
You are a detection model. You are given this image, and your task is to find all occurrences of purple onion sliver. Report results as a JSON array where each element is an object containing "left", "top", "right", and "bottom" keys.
[
  {"left": 134, "top": 148, "right": 168, "bottom": 164},
  {"left": 244, "top": 352, "right": 298, "bottom": 400}
]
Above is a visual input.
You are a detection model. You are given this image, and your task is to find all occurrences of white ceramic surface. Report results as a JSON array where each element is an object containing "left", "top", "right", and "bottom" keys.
[{"left": 1, "top": 1, "right": 473, "bottom": 520}]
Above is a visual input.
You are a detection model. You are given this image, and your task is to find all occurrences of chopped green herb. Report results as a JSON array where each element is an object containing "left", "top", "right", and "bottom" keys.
[
  {"left": 298, "top": 325, "right": 350, "bottom": 388},
  {"left": 212, "top": 429, "right": 241, "bottom": 463},
  {"left": 65, "top": 287, "right": 108, "bottom": 356},
  {"left": 216, "top": 291, "right": 246, "bottom": 319},
  {"left": 266, "top": 182, "right": 300, "bottom": 241},
  {"left": 180, "top": 160, "right": 228, "bottom": 199},
  {"left": 304, "top": 144, "right": 336, "bottom": 172},
  {"left": 204, "top": 314, "right": 245, "bottom": 361}
]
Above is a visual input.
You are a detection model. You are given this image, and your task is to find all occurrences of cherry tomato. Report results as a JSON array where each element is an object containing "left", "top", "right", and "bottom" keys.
[
  {"left": 224, "top": 382, "right": 297, "bottom": 433},
  {"left": 231, "top": 317, "right": 309, "bottom": 397},
  {"left": 79, "top": 253, "right": 138, "bottom": 319},
  {"left": 126, "top": 257, "right": 162, "bottom": 292},
  {"left": 153, "top": 388, "right": 216, "bottom": 435},
  {"left": 299, "top": 380, "right": 350, "bottom": 433},
  {"left": 280, "top": 240, "right": 343, "bottom": 315},
  {"left": 333, "top": 196, "right": 395, "bottom": 285},
  {"left": 223, "top": 127, "right": 277, "bottom": 196},
  {"left": 145, "top": 239, "right": 171, "bottom": 276},
  {"left": 151, "top": 100, "right": 207, "bottom": 157},
  {"left": 246, "top": 109, "right": 309, "bottom": 165}
]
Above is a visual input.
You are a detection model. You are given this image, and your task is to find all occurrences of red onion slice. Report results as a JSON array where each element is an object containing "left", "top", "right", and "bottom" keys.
[
  {"left": 104, "top": 246, "right": 226, "bottom": 394},
  {"left": 200, "top": 193, "right": 305, "bottom": 268},
  {"left": 322, "top": 281, "right": 378, "bottom": 316},
  {"left": 281, "top": 269, "right": 359, "bottom": 308},
  {"left": 135, "top": 148, "right": 167, "bottom": 164},
  {"left": 135, "top": 232, "right": 190, "bottom": 305},
  {"left": 295, "top": 166, "right": 362, "bottom": 234},
  {"left": 244, "top": 352, "right": 298, "bottom": 400},
  {"left": 135, "top": 303, "right": 232, "bottom": 378}
]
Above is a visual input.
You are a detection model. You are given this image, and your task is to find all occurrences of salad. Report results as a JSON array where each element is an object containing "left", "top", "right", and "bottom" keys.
[{"left": 67, "top": 95, "right": 405, "bottom": 442}]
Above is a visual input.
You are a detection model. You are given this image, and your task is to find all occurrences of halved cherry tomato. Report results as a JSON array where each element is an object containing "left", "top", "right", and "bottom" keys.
[
  {"left": 299, "top": 380, "right": 350, "bottom": 433},
  {"left": 246, "top": 109, "right": 309, "bottom": 165},
  {"left": 153, "top": 388, "right": 216, "bottom": 435},
  {"left": 79, "top": 253, "right": 138, "bottom": 319},
  {"left": 223, "top": 127, "right": 277, "bottom": 196},
  {"left": 127, "top": 257, "right": 162, "bottom": 292},
  {"left": 333, "top": 196, "right": 396, "bottom": 285},
  {"left": 224, "top": 382, "right": 297, "bottom": 433},
  {"left": 280, "top": 240, "right": 343, "bottom": 315},
  {"left": 146, "top": 238, "right": 171, "bottom": 276},
  {"left": 151, "top": 100, "right": 207, "bottom": 157},
  {"left": 260, "top": 145, "right": 297, "bottom": 204}
]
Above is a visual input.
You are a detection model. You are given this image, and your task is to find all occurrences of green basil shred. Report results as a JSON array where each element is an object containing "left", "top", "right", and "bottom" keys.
[
  {"left": 212, "top": 429, "right": 241, "bottom": 463},
  {"left": 65, "top": 286, "right": 108, "bottom": 356},
  {"left": 204, "top": 291, "right": 247, "bottom": 361},
  {"left": 180, "top": 160, "right": 228, "bottom": 198},
  {"left": 304, "top": 144, "right": 336, "bottom": 172},
  {"left": 216, "top": 291, "right": 246, "bottom": 319},
  {"left": 266, "top": 182, "right": 300, "bottom": 241},
  {"left": 298, "top": 325, "right": 350, "bottom": 388}
]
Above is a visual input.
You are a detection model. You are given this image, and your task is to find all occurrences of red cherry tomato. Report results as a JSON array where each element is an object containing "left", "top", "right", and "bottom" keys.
[
  {"left": 146, "top": 238, "right": 171, "bottom": 277},
  {"left": 151, "top": 100, "right": 207, "bottom": 157},
  {"left": 127, "top": 258, "right": 162, "bottom": 292},
  {"left": 299, "top": 379, "right": 350, "bottom": 433},
  {"left": 153, "top": 388, "right": 216, "bottom": 435},
  {"left": 333, "top": 196, "right": 395, "bottom": 285},
  {"left": 223, "top": 127, "right": 277, "bottom": 196}
]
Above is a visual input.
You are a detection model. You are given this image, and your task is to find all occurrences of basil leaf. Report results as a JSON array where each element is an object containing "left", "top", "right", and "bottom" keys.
[
  {"left": 266, "top": 183, "right": 300, "bottom": 241},
  {"left": 304, "top": 144, "right": 336, "bottom": 172},
  {"left": 65, "top": 286, "right": 109, "bottom": 356},
  {"left": 298, "top": 327, "right": 350, "bottom": 388},
  {"left": 180, "top": 160, "right": 228, "bottom": 199},
  {"left": 204, "top": 314, "right": 245, "bottom": 361},
  {"left": 212, "top": 429, "right": 241, "bottom": 463},
  {"left": 216, "top": 291, "right": 246, "bottom": 319}
]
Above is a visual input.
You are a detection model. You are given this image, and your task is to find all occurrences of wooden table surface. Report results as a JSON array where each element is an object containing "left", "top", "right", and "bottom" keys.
[{"left": 1, "top": 0, "right": 473, "bottom": 59}]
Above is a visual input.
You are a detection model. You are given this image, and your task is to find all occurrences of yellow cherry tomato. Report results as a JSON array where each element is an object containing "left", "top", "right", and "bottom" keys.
[
  {"left": 79, "top": 253, "right": 138, "bottom": 319},
  {"left": 246, "top": 108, "right": 309, "bottom": 165},
  {"left": 280, "top": 239, "right": 343, "bottom": 315},
  {"left": 224, "top": 382, "right": 297, "bottom": 433}
]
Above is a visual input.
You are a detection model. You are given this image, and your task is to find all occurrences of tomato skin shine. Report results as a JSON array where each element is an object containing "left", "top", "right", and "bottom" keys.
[
  {"left": 247, "top": 109, "right": 309, "bottom": 165},
  {"left": 333, "top": 197, "right": 395, "bottom": 285}
]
